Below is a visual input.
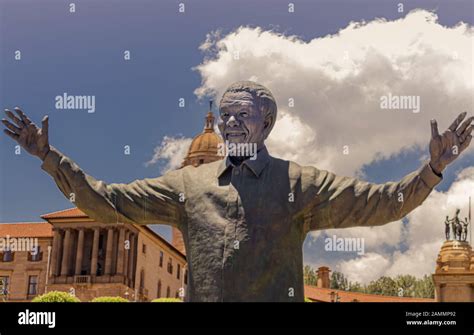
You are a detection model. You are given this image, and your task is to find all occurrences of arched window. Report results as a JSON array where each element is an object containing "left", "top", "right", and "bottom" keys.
[
  {"left": 157, "top": 280, "right": 162, "bottom": 298},
  {"left": 159, "top": 251, "right": 163, "bottom": 267},
  {"left": 167, "top": 258, "right": 173, "bottom": 274},
  {"left": 140, "top": 269, "right": 145, "bottom": 289}
]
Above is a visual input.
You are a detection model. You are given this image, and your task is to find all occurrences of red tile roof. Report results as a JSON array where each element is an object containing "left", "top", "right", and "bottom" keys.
[
  {"left": 41, "top": 207, "right": 88, "bottom": 219},
  {"left": 0, "top": 222, "right": 53, "bottom": 238},
  {"left": 304, "top": 285, "right": 434, "bottom": 302}
]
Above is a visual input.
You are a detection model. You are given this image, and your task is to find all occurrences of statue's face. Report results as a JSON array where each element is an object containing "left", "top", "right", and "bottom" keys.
[{"left": 218, "top": 91, "right": 267, "bottom": 150}]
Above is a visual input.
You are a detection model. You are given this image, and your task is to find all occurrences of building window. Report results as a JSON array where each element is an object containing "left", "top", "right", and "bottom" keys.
[
  {"left": 28, "top": 276, "right": 38, "bottom": 295},
  {"left": 0, "top": 276, "right": 9, "bottom": 296},
  {"left": 199, "top": 159, "right": 204, "bottom": 164},
  {"left": 166, "top": 286, "right": 170, "bottom": 298},
  {"left": 140, "top": 269, "right": 145, "bottom": 289},
  {"left": 1, "top": 249, "right": 14, "bottom": 262},
  {"left": 159, "top": 251, "right": 163, "bottom": 267},
  {"left": 142, "top": 243, "right": 146, "bottom": 254},
  {"left": 184, "top": 270, "right": 188, "bottom": 285},
  {"left": 175, "top": 290, "right": 179, "bottom": 298},
  {"left": 167, "top": 258, "right": 173, "bottom": 274},
  {"left": 157, "top": 280, "right": 162, "bottom": 298},
  {"left": 28, "top": 246, "right": 42, "bottom": 262},
  {"left": 177, "top": 264, "right": 181, "bottom": 280}
]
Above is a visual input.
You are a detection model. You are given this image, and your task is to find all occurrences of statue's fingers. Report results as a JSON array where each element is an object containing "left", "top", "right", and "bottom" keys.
[
  {"left": 431, "top": 119, "right": 439, "bottom": 139},
  {"left": 456, "top": 116, "right": 473, "bottom": 136},
  {"left": 3, "top": 129, "right": 20, "bottom": 141},
  {"left": 460, "top": 125, "right": 474, "bottom": 143},
  {"left": 41, "top": 115, "right": 49, "bottom": 137},
  {"left": 5, "top": 109, "right": 24, "bottom": 128},
  {"left": 448, "top": 111, "right": 467, "bottom": 132},
  {"left": 1, "top": 119, "right": 22, "bottom": 134},
  {"left": 14, "top": 107, "right": 32, "bottom": 126}
]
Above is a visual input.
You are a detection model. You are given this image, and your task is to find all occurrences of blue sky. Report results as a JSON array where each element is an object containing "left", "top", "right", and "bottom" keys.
[{"left": 1, "top": 0, "right": 473, "bottom": 279}]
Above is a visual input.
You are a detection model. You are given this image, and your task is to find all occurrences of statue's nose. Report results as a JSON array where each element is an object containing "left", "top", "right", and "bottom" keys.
[{"left": 227, "top": 115, "right": 239, "bottom": 127}]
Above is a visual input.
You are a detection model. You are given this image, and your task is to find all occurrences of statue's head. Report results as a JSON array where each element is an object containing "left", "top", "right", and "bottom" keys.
[
  {"left": 218, "top": 81, "right": 277, "bottom": 151},
  {"left": 456, "top": 208, "right": 461, "bottom": 214}
]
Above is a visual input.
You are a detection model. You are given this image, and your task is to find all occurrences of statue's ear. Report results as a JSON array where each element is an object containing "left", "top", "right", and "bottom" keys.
[{"left": 263, "top": 113, "right": 275, "bottom": 135}]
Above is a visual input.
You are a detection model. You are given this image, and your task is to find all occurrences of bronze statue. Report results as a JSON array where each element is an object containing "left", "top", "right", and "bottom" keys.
[
  {"left": 462, "top": 217, "right": 469, "bottom": 242},
  {"left": 2, "top": 81, "right": 473, "bottom": 301},
  {"left": 445, "top": 215, "right": 451, "bottom": 240},
  {"left": 445, "top": 209, "right": 470, "bottom": 241},
  {"left": 454, "top": 209, "right": 463, "bottom": 241}
]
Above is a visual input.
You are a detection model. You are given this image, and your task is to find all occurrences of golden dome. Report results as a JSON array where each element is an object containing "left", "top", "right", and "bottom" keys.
[{"left": 181, "top": 103, "right": 223, "bottom": 167}]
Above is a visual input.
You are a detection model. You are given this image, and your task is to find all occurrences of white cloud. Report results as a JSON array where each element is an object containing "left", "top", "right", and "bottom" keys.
[
  {"left": 145, "top": 136, "right": 192, "bottom": 172},
  {"left": 337, "top": 252, "right": 391, "bottom": 283},
  {"left": 385, "top": 240, "right": 442, "bottom": 279},
  {"left": 194, "top": 9, "right": 473, "bottom": 176}
]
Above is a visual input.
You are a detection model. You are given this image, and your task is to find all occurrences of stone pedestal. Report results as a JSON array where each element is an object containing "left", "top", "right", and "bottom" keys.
[{"left": 432, "top": 240, "right": 474, "bottom": 302}]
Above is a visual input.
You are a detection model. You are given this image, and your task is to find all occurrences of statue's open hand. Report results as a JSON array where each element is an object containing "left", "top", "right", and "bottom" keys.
[
  {"left": 2, "top": 108, "right": 50, "bottom": 160},
  {"left": 430, "top": 112, "right": 473, "bottom": 174}
]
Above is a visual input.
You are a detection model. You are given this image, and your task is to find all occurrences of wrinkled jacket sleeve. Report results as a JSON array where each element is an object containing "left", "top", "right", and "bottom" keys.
[
  {"left": 299, "top": 163, "right": 442, "bottom": 233},
  {"left": 41, "top": 146, "right": 185, "bottom": 227}
]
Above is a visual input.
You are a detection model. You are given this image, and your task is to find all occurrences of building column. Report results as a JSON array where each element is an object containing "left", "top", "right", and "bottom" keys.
[
  {"left": 90, "top": 228, "right": 100, "bottom": 276},
  {"left": 105, "top": 228, "right": 114, "bottom": 275},
  {"left": 50, "top": 228, "right": 61, "bottom": 276},
  {"left": 127, "top": 233, "right": 136, "bottom": 284},
  {"left": 74, "top": 228, "right": 85, "bottom": 275},
  {"left": 116, "top": 228, "right": 126, "bottom": 275},
  {"left": 60, "top": 229, "right": 72, "bottom": 276}
]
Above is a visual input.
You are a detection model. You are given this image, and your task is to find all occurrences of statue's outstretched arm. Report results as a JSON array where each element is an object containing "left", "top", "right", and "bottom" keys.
[
  {"left": 2, "top": 108, "right": 185, "bottom": 227},
  {"left": 299, "top": 161, "right": 441, "bottom": 232}
]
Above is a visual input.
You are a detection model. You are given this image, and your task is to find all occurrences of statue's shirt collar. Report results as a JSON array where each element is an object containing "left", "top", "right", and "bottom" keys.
[{"left": 216, "top": 145, "right": 271, "bottom": 178}]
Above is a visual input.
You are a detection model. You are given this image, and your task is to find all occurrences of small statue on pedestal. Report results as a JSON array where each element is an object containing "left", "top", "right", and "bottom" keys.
[{"left": 445, "top": 208, "right": 470, "bottom": 242}]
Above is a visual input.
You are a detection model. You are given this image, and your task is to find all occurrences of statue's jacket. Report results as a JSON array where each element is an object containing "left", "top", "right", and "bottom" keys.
[{"left": 41, "top": 145, "right": 442, "bottom": 302}]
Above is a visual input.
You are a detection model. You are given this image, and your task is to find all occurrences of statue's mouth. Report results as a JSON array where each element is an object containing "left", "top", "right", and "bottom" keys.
[{"left": 225, "top": 131, "right": 246, "bottom": 141}]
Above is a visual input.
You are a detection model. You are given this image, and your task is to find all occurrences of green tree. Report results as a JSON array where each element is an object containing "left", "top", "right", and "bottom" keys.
[
  {"left": 312, "top": 270, "right": 434, "bottom": 299},
  {"left": 348, "top": 281, "right": 365, "bottom": 293},
  {"left": 366, "top": 276, "right": 397, "bottom": 296},
  {"left": 330, "top": 271, "right": 348, "bottom": 290},
  {"left": 91, "top": 296, "right": 129, "bottom": 302},
  {"left": 394, "top": 275, "right": 417, "bottom": 297},
  {"left": 151, "top": 298, "right": 182, "bottom": 302},
  {"left": 304, "top": 265, "right": 317, "bottom": 286},
  {"left": 414, "top": 275, "right": 435, "bottom": 298},
  {"left": 32, "top": 291, "right": 80, "bottom": 302}
]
